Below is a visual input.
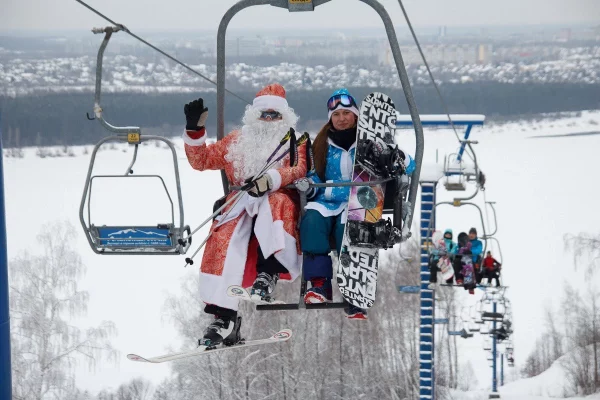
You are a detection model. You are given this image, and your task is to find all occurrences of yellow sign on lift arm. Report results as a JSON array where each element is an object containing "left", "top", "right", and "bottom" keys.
[{"left": 289, "top": 0, "right": 314, "bottom": 12}]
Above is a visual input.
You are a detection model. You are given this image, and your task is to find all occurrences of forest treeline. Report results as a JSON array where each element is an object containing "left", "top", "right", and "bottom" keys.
[{"left": 1, "top": 82, "right": 600, "bottom": 147}]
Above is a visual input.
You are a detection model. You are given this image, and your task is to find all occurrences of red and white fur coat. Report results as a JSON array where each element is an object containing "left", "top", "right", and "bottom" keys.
[{"left": 183, "top": 114, "right": 307, "bottom": 311}]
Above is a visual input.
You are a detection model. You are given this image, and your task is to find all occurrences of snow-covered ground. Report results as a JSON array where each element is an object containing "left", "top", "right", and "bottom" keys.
[
  {"left": 4, "top": 109, "right": 600, "bottom": 395},
  {"left": 447, "top": 351, "right": 600, "bottom": 399}
]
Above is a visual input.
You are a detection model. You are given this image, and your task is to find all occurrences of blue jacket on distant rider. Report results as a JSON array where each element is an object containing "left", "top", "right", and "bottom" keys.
[
  {"left": 468, "top": 227, "right": 483, "bottom": 264},
  {"left": 431, "top": 228, "right": 458, "bottom": 260}
]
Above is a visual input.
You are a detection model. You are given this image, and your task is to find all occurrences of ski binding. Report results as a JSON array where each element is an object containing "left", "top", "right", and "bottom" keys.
[{"left": 227, "top": 285, "right": 286, "bottom": 305}]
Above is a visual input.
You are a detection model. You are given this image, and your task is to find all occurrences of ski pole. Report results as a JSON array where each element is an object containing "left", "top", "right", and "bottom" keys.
[
  {"left": 185, "top": 190, "right": 245, "bottom": 239},
  {"left": 184, "top": 184, "right": 247, "bottom": 267}
]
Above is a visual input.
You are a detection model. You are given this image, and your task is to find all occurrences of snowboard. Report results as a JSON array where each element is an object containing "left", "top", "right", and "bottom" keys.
[
  {"left": 431, "top": 231, "right": 454, "bottom": 282},
  {"left": 439, "top": 257, "right": 454, "bottom": 282},
  {"left": 461, "top": 260, "right": 476, "bottom": 289},
  {"left": 337, "top": 92, "right": 402, "bottom": 309},
  {"left": 227, "top": 285, "right": 286, "bottom": 305},
  {"left": 127, "top": 329, "right": 292, "bottom": 363}
]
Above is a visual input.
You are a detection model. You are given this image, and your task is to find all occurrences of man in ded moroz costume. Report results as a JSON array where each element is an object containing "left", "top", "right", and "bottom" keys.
[{"left": 182, "top": 84, "right": 307, "bottom": 346}]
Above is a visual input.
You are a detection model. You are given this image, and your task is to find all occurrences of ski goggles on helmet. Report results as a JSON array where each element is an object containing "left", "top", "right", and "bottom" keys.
[
  {"left": 259, "top": 110, "right": 283, "bottom": 121},
  {"left": 327, "top": 94, "right": 357, "bottom": 112}
]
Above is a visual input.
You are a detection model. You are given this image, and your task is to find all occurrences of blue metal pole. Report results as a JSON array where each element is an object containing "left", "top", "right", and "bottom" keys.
[
  {"left": 0, "top": 112, "right": 12, "bottom": 399},
  {"left": 492, "top": 301, "right": 498, "bottom": 393},
  {"left": 456, "top": 123, "right": 473, "bottom": 162},
  {"left": 419, "top": 181, "right": 437, "bottom": 400},
  {"left": 501, "top": 353, "right": 504, "bottom": 387}
]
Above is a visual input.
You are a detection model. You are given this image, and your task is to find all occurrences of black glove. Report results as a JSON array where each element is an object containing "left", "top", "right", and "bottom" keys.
[{"left": 184, "top": 98, "right": 208, "bottom": 131}]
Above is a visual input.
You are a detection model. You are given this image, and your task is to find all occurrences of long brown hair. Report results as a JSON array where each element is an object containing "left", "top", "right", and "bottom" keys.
[{"left": 312, "top": 122, "right": 331, "bottom": 182}]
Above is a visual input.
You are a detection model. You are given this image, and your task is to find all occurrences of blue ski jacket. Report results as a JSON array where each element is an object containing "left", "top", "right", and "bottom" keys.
[
  {"left": 304, "top": 138, "right": 416, "bottom": 222},
  {"left": 305, "top": 139, "right": 356, "bottom": 220},
  {"left": 470, "top": 238, "right": 483, "bottom": 262},
  {"left": 431, "top": 229, "right": 458, "bottom": 259}
]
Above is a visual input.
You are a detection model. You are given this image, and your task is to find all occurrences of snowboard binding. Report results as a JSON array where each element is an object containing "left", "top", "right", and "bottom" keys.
[
  {"left": 356, "top": 139, "right": 405, "bottom": 178},
  {"left": 346, "top": 218, "right": 402, "bottom": 249}
]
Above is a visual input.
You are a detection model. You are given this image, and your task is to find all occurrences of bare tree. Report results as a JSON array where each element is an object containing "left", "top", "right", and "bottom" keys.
[
  {"left": 565, "top": 233, "right": 600, "bottom": 276},
  {"left": 560, "top": 282, "right": 600, "bottom": 395},
  {"left": 97, "top": 378, "right": 154, "bottom": 400},
  {"left": 9, "top": 222, "right": 117, "bottom": 400}
]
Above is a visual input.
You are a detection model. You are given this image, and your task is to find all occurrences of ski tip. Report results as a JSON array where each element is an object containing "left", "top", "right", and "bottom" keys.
[
  {"left": 127, "top": 353, "right": 151, "bottom": 363},
  {"left": 271, "top": 329, "right": 293, "bottom": 342}
]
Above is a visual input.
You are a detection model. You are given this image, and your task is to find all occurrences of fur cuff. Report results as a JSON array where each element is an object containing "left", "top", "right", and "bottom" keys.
[
  {"left": 182, "top": 129, "right": 207, "bottom": 146},
  {"left": 265, "top": 169, "right": 282, "bottom": 191}
]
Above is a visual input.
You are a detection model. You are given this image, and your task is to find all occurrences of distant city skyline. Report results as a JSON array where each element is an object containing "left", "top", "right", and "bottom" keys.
[{"left": 2, "top": 0, "right": 599, "bottom": 33}]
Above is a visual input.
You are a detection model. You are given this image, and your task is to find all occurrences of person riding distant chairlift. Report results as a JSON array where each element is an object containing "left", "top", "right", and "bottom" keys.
[
  {"left": 299, "top": 88, "right": 415, "bottom": 320},
  {"left": 482, "top": 250, "right": 502, "bottom": 287},
  {"left": 428, "top": 229, "right": 458, "bottom": 289},
  {"left": 468, "top": 227, "right": 484, "bottom": 284},
  {"left": 182, "top": 83, "right": 307, "bottom": 347}
]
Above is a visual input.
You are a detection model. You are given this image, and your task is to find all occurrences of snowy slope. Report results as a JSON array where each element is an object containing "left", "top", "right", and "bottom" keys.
[
  {"left": 4, "top": 110, "right": 600, "bottom": 394},
  {"left": 447, "top": 352, "right": 600, "bottom": 399}
]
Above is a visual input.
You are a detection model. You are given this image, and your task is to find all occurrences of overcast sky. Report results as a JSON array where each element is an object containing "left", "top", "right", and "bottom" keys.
[{"left": 2, "top": 0, "right": 599, "bottom": 33}]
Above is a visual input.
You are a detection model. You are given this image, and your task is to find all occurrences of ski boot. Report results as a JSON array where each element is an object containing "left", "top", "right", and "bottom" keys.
[
  {"left": 304, "top": 277, "right": 333, "bottom": 304},
  {"left": 199, "top": 316, "right": 243, "bottom": 348},
  {"left": 250, "top": 272, "right": 279, "bottom": 303},
  {"left": 345, "top": 304, "right": 368, "bottom": 321}
]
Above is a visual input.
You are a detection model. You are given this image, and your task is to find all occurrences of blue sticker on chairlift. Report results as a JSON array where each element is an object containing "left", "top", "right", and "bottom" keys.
[{"left": 98, "top": 227, "right": 172, "bottom": 247}]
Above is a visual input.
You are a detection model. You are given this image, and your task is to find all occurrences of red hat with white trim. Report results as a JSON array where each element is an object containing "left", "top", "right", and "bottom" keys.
[{"left": 253, "top": 83, "right": 288, "bottom": 113}]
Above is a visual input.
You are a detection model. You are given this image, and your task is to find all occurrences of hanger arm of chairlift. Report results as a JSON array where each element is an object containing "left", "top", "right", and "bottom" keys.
[
  {"left": 90, "top": 27, "right": 141, "bottom": 135},
  {"left": 485, "top": 201, "right": 499, "bottom": 237}
]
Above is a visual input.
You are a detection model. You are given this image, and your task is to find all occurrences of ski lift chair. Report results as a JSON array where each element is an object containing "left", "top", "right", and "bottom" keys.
[
  {"left": 396, "top": 114, "right": 484, "bottom": 192},
  {"left": 481, "top": 311, "right": 504, "bottom": 322},
  {"left": 80, "top": 26, "right": 191, "bottom": 255},
  {"left": 443, "top": 153, "right": 467, "bottom": 191},
  {"left": 213, "top": 0, "right": 424, "bottom": 312}
]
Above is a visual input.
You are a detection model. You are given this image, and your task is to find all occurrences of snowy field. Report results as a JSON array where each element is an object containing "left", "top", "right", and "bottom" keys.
[{"left": 4, "top": 109, "right": 600, "bottom": 396}]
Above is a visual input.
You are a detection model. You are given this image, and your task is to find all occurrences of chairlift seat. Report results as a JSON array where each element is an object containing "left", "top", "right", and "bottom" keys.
[
  {"left": 481, "top": 312, "right": 504, "bottom": 322},
  {"left": 444, "top": 181, "right": 467, "bottom": 191}
]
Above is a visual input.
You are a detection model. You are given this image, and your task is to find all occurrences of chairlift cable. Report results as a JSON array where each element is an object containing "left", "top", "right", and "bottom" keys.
[
  {"left": 395, "top": 0, "right": 476, "bottom": 163},
  {"left": 75, "top": 0, "right": 252, "bottom": 105}
]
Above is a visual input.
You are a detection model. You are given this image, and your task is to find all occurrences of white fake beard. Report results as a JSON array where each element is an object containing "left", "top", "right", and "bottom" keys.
[{"left": 226, "top": 105, "right": 299, "bottom": 183}]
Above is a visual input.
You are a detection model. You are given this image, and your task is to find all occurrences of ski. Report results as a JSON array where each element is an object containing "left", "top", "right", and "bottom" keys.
[
  {"left": 227, "top": 285, "right": 286, "bottom": 305},
  {"left": 127, "top": 328, "right": 292, "bottom": 363}
]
